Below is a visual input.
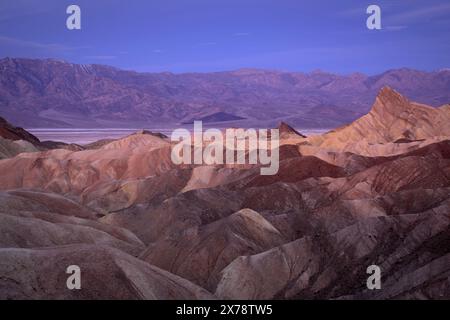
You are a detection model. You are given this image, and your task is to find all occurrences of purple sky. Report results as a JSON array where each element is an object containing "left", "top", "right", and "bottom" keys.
[{"left": 1, "top": 0, "right": 449, "bottom": 74}]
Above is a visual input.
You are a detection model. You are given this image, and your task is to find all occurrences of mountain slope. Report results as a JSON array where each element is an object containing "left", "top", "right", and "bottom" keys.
[
  {"left": 1, "top": 58, "right": 450, "bottom": 128},
  {"left": 306, "top": 87, "right": 450, "bottom": 154}
]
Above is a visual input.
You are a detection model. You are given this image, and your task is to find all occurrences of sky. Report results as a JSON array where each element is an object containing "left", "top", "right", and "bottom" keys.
[{"left": 0, "top": 0, "right": 449, "bottom": 74}]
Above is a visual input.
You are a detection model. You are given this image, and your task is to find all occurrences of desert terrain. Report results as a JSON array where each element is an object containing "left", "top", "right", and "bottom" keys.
[{"left": 0, "top": 85, "right": 449, "bottom": 299}]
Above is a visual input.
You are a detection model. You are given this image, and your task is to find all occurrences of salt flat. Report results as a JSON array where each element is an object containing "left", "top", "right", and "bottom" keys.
[{"left": 27, "top": 128, "right": 328, "bottom": 145}]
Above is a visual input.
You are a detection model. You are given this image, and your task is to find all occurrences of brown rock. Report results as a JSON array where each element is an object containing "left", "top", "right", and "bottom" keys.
[
  {"left": 140, "top": 209, "right": 285, "bottom": 291},
  {"left": 0, "top": 245, "right": 214, "bottom": 300}
]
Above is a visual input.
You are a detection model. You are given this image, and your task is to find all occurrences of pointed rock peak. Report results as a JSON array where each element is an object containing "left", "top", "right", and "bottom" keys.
[
  {"left": 377, "top": 86, "right": 406, "bottom": 101},
  {"left": 277, "top": 122, "right": 306, "bottom": 138},
  {"left": 133, "top": 130, "right": 168, "bottom": 139},
  {"left": 369, "top": 86, "right": 411, "bottom": 116},
  {"left": 135, "top": 129, "right": 151, "bottom": 135}
]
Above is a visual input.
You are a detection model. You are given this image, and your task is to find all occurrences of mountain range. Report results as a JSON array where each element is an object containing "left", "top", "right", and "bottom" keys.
[
  {"left": 1, "top": 57, "right": 450, "bottom": 128},
  {"left": 0, "top": 87, "right": 449, "bottom": 299}
]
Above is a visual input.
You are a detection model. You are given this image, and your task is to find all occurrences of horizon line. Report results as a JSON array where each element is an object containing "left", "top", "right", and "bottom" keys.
[{"left": 1, "top": 56, "right": 449, "bottom": 77}]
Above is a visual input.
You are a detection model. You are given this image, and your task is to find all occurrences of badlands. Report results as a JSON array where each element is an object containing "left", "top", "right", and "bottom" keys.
[{"left": 0, "top": 87, "right": 449, "bottom": 299}]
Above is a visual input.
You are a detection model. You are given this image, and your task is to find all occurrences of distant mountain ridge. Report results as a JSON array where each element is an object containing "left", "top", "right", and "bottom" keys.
[{"left": 0, "top": 58, "right": 449, "bottom": 128}]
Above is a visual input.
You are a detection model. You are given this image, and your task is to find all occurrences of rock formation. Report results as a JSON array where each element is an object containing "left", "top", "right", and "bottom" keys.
[{"left": 0, "top": 87, "right": 449, "bottom": 299}]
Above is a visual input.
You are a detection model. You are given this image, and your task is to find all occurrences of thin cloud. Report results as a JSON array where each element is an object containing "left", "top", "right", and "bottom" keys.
[
  {"left": 0, "top": 35, "right": 81, "bottom": 52},
  {"left": 153, "top": 49, "right": 164, "bottom": 54},
  {"left": 383, "top": 25, "right": 408, "bottom": 32},
  {"left": 388, "top": 3, "right": 450, "bottom": 24},
  {"left": 336, "top": 7, "right": 367, "bottom": 18},
  {"left": 84, "top": 55, "right": 117, "bottom": 60},
  {"left": 234, "top": 32, "right": 250, "bottom": 37},
  {"left": 338, "top": 3, "right": 450, "bottom": 26},
  {"left": 0, "top": 2, "right": 54, "bottom": 23}
]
